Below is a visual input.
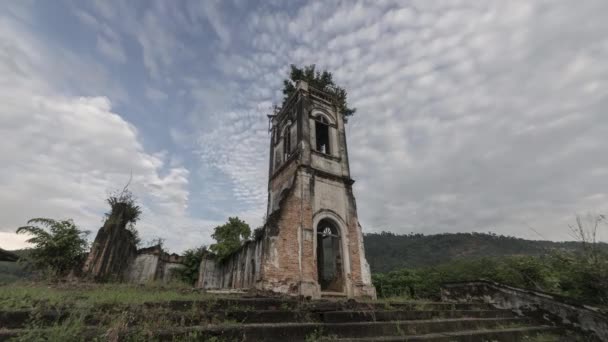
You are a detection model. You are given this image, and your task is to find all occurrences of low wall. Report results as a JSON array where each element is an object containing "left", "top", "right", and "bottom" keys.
[
  {"left": 197, "top": 239, "right": 264, "bottom": 290},
  {"left": 126, "top": 253, "right": 160, "bottom": 283},
  {"left": 441, "top": 280, "right": 608, "bottom": 341},
  {"left": 126, "top": 246, "right": 185, "bottom": 284},
  {"left": 161, "top": 261, "right": 184, "bottom": 283}
]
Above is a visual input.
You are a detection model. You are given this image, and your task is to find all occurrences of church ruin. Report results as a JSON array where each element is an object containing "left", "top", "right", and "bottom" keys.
[{"left": 197, "top": 81, "right": 376, "bottom": 299}]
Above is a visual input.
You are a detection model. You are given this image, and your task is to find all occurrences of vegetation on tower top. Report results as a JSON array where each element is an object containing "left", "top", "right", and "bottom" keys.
[{"left": 282, "top": 64, "right": 356, "bottom": 119}]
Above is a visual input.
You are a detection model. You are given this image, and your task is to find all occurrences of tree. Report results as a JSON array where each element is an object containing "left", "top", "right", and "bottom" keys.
[
  {"left": 175, "top": 246, "right": 208, "bottom": 285},
  {"left": 210, "top": 217, "right": 251, "bottom": 259},
  {"left": 568, "top": 213, "right": 606, "bottom": 264},
  {"left": 16, "top": 218, "right": 89, "bottom": 277},
  {"left": 282, "top": 64, "right": 356, "bottom": 119}
]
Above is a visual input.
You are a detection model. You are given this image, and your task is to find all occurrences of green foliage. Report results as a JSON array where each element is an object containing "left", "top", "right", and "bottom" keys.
[
  {"left": 13, "top": 311, "right": 87, "bottom": 342},
  {"left": 210, "top": 217, "right": 251, "bottom": 259},
  {"left": 105, "top": 188, "right": 141, "bottom": 224},
  {"left": 373, "top": 252, "right": 608, "bottom": 305},
  {"left": 175, "top": 246, "right": 208, "bottom": 285},
  {"left": 16, "top": 218, "right": 89, "bottom": 277},
  {"left": 0, "top": 250, "right": 32, "bottom": 284},
  {"left": 252, "top": 227, "right": 265, "bottom": 241},
  {"left": 282, "top": 64, "right": 356, "bottom": 118},
  {"left": 105, "top": 187, "right": 142, "bottom": 246},
  {"left": 364, "top": 231, "right": 607, "bottom": 273}
]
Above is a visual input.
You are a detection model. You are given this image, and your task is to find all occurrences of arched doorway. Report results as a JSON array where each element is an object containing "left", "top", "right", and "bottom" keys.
[{"left": 316, "top": 218, "right": 344, "bottom": 292}]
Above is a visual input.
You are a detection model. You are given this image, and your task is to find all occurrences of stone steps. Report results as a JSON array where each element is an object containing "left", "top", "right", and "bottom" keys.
[
  {"left": 0, "top": 308, "right": 518, "bottom": 329},
  {"left": 138, "top": 298, "right": 497, "bottom": 312},
  {"left": 149, "top": 318, "right": 535, "bottom": 341},
  {"left": 320, "top": 326, "right": 561, "bottom": 341},
  {"left": 321, "top": 310, "right": 515, "bottom": 323},
  {"left": 0, "top": 297, "right": 572, "bottom": 341}
]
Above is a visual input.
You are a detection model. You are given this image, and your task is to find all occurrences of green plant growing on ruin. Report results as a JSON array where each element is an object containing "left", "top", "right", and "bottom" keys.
[
  {"left": 175, "top": 245, "right": 208, "bottom": 286},
  {"left": 304, "top": 328, "right": 324, "bottom": 342},
  {"left": 16, "top": 218, "right": 89, "bottom": 277},
  {"left": 105, "top": 184, "right": 142, "bottom": 246},
  {"left": 282, "top": 64, "right": 356, "bottom": 119},
  {"left": 209, "top": 217, "right": 251, "bottom": 259}
]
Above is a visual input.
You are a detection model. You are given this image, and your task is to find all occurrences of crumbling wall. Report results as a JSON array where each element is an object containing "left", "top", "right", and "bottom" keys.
[
  {"left": 126, "top": 253, "right": 160, "bottom": 283},
  {"left": 82, "top": 220, "right": 137, "bottom": 281},
  {"left": 441, "top": 280, "right": 608, "bottom": 341},
  {"left": 197, "top": 239, "right": 264, "bottom": 290},
  {"left": 125, "top": 245, "right": 185, "bottom": 284}
]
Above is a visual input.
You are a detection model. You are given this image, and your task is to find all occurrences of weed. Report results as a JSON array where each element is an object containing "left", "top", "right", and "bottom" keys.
[
  {"left": 11, "top": 311, "right": 88, "bottom": 342},
  {"left": 305, "top": 327, "right": 324, "bottom": 342}
]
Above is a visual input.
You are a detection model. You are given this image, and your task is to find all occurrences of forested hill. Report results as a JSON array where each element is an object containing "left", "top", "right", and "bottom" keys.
[{"left": 364, "top": 232, "right": 592, "bottom": 273}]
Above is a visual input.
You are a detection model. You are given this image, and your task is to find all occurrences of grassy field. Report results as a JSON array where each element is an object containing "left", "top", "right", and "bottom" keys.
[
  {"left": 0, "top": 281, "right": 214, "bottom": 310},
  {"left": 0, "top": 282, "right": 237, "bottom": 341}
]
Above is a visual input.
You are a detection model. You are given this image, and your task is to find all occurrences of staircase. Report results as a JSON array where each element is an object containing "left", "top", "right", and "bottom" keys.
[{"left": 0, "top": 297, "right": 574, "bottom": 341}]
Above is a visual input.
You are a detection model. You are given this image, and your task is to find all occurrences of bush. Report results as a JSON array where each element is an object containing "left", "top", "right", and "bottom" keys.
[
  {"left": 16, "top": 218, "right": 89, "bottom": 277},
  {"left": 373, "top": 253, "right": 607, "bottom": 305},
  {"left": 209, "top": 217, "right": 251, "bottom": 259},
  {"left": 174, "top": 246, "right": 208, "bottom": 286}
]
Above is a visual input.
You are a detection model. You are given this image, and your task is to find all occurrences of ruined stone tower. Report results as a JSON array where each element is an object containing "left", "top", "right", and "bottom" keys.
[
  {"left": 260, "top": 81, "right": 376, "bottom": 299},
  {"left": 197, "top": 81, "right": 376, "bottom": 299}
]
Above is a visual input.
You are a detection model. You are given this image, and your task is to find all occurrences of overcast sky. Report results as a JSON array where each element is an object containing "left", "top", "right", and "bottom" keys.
[{"left": 1, "top": 0, "right": 607, "bottom": 252}]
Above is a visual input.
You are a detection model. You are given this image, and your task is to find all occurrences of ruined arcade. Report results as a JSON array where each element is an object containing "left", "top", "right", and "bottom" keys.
[{"left": 198, "top": 81, "right": 376, "bottom": 299}]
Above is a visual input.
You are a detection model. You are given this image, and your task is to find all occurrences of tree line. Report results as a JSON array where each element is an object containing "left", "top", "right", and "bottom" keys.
[{"left": 371, "top": 215, "right": 608, "bottom": 306}]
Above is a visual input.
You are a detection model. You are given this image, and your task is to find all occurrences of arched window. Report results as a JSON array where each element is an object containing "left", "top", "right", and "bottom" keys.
[{"left": 314, "top": 115, "right": 330, "bottom": 155}]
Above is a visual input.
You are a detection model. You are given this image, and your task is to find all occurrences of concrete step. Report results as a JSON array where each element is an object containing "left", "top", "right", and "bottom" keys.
[
  {"left": 146, "top": 317, "right": 532, "bottom": 341},
  {"left": 139, "top": 298, "right": 495, "bottom": 312},
  {"left": 321, "top": 310, "right": 515, "bottom": 323},
  {"left": 319, "top": 326, "right": 561, "bottom": 341},
  {"left": 0, "top": 317, "right": 534, "bottom": 342},
  {"left": 0, "top": 308, "right": 517, "bottom": 329},
  {"left": 367, "top": 302, "right": 495, "bottom": 311}
]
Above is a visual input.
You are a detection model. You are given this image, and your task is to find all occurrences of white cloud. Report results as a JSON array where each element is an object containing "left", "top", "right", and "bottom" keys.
[
  {"left": 0, "top": 10, "right": 205, "bottom": 252},
  {"left": 196, "top": 1, "right": 231, "bottom": 47},
  {"left": 200, "top": 0, "right": 608, "bottom": 242},
  {"left": 3, "top": 0, "right": 608, "bottom": 254},
  {"left": 0, "top": 233, "right": 31, "bottom": 250}
]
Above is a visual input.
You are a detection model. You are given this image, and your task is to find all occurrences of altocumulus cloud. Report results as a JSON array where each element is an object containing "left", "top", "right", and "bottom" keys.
[
  {"left": 1, "top": 0, "right": 607, "bottom": 251},
  {"left": 198, "top": 0, "right": 608, "bottom": 242}
]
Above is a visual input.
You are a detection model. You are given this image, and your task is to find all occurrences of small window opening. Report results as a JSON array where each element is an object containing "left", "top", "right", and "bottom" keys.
[
  {"left": 315, "top": 117, "right": 330, "bottom": 155},
  {"left": 283, "top": 126, "right": 291, "bottom": 160}
]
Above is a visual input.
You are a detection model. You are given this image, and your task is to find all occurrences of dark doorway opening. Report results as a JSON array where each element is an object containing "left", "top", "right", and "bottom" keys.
[{"left": 316, "top": 218, "right": 343, "bottom": 292}]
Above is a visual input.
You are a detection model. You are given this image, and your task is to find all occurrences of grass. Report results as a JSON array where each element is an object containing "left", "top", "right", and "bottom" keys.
[
  {"left": 0, "top": 281, "right": 212, "bottom": 310},
  {"left": 0, "top": 282, "right": 249, "bottom": 341}
]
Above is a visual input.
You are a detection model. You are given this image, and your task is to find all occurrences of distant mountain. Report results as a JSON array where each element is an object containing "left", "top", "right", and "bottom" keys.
[
  {"left": 0, "top": 249, "right": 31, "bottom": 283},
  {"left": 0, "top": 248, "right": 18, "bottom": 262},
  {"left": 363, "top": 232, "right": 596, "bottom": 273}
]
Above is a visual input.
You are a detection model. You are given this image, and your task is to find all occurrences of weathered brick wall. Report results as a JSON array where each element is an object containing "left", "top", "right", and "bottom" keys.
[{"left": 196, "top": 82, "right": 376, "bottom": 299}]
